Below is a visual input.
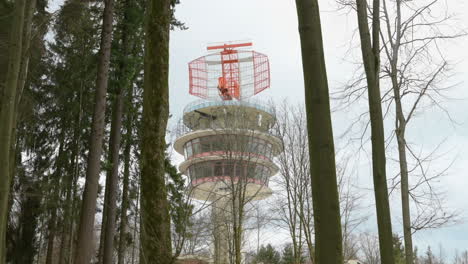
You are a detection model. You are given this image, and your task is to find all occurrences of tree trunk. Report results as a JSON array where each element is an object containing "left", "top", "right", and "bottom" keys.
[
  {"left": 391, "top": 52, "right": 413, "bottom": 264},
  {"left": 102, "top": 78, "right": 124, "bottom": 264},
  {"left": 118, "top": 86, "right": 134, "bottom": 264},
  {"left": 387, "top": 1, "right": 414, "bottom": 262},
  {"left": 294, "top": 0, "right": 344, "bottom": 263},
  {"left": 73, "top": 0, "right": 115, "bottom": 262},
  {"left": 355, "top": 0, "right": 395, "bottom": 263},
  {"left": 59, "top": 86, "right": 84, "bottom": 264},
  {"left": 396, "top": 122, "right": 413, "bottom": 264},
  {"left": 45, "top": 210, "right": 57, "bottom": 264},
  {"left": 139, "top": 0, "right": 172, "bottom": 262},
  {"left": 98, "top": 166, "right": 109, "bottom": 264},
  {"left": 0, "top": 0, "right": 26, "bottom": 260},
  {"left": 9, "top": 0, "right": 36, "bottom": 190}
]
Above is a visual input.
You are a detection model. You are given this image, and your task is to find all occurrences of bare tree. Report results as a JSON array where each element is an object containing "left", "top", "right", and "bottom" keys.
[
  {"left": 272, "top": 101, "right": 370, "bottom": 264},
  {"left": 359, "top": 232, "right": 381, "bottom": 264},
  {"left": 336, "top": 1, "right": 464, "bottom": 263},
  {"left": 338, "top": 158, "right": 369, "bottom": 262},
  {"left": 271, "top": 101, "right": 310, "bottom": 264},
  {"left": 379, "top": 1, "right": 464, "bottom": 263},
  {"left": 453, "top": 250, "right": 468, "bottom": 264},
  {"left": 356, "top": 0, "right": 396, "bottom": 262}
]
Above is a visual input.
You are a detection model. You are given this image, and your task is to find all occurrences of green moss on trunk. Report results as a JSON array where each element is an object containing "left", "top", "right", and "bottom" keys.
[{"left": 139, "top": 0, "right": 173, "bottom": 262}]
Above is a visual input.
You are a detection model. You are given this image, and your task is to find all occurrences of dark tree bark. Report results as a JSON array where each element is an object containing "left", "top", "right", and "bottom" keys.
[
  {"left": 294, "top": 0, "right": 344, "bottom": 263},
  {"left": 355, "top": 0, "right": 395, "bottom": 263},
  {"left": 117, "top": 101, "right": 132, "bottom": 264},
  {"left": 45, "top": 209, "right": 58, "bottom": 264},
  {"left": 0, "top": 0, "right": 26, "bottom": 260},
  {"left": 73, "top": 0, "right": 115, "bottom": 262},
  {"left": 101, "top": 62, "right": 125, "bottom": 264},
  {"left": 139, "top": 0, "right": 173, "bottom": 262},
  {"left": 117, "top": 68, "right": 135, "bottom": 264}
]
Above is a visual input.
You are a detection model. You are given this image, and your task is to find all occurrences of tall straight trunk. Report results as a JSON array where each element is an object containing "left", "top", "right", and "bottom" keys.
[
  {"left": 58, "top": 168, "right": 75, "bottom": 264},
  {"left": 396, "top": 119, "right": 413, "bottom": 264},
  {"left": 101, "top": 81, "right": 124, "bottom": 264},
  {"left": 0, "top": 0, "right": 26, "bottom": 261},
  {"left": 44, "top": 126, "right": 67, "bottom": 264},
  {"left": 98, "top": 171, "right": 109, "bottom": 264},
  {"left": 45, "top": 209, "right": 57, "bottom": 264},
  {"left": 356, "top": 0, "right": 395, "bottom": 263},
  {"left": 118, "top": 83, "right": 134, "bottom": 264},
  {"left": 131, "top": 186, "right": 140, "bottom": 264},
  {"left": 73, "top": 0, "right": 115, "bottom": 262},
  {"left": 294, "top": 0, "right": 344, "bottom": 263},
  {"left": 385, "top": 0, "right": 414, "bottom": 262},
  {"left": 15, "top": 0, "right": 36, "bottom": 111},
  {"left": 59, "top": 87, "right": 84, "bottom": 264},
  {"left": 101, "top": 0, "right": 134, "bottom": 260},
  {"left": 139, "top": 0, "right": 172, "bottom": 262},
  {"left": 391, "top": 52, "right": 413, "bottom": 264},
  {"left": 11, "top": 167, "right": 40, "bottom": 264},
  {"left": 9, "top": 0, "right": 36, "bottom": 188}
]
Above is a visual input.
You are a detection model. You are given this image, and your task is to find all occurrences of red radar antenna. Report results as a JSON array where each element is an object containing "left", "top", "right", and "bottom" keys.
[{"left": 188, "top": 41, "right": 270, "bottom": 101}]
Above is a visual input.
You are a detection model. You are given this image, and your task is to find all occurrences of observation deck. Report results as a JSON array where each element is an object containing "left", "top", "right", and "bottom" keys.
[{"left": 175, "top": 98, "right": 283, "bottom": 201}]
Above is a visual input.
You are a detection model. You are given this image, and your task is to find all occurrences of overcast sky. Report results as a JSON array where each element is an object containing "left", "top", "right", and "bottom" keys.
[{"left": 167, "top": 0, "right": 468, "bottom": 257}]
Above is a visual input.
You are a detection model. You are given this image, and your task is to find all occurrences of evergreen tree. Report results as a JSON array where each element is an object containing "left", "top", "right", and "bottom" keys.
[
  {"left": 73, "top": 0, "right": 115, "bottom": 262},
  {"left": 0, "top": 1, "right": 26, "bottom": 259},
  {"left": 393, "top": 235, "right": 406, "bottom": 264},
  {"left": 165, "top": 155, "right": 194, "bottom": 258},
  {"left": 254, "top": 244, "right": 281, "bottom": 264},
  {"left": 281, "top": 244, "right": 303, "bottom": 264}
]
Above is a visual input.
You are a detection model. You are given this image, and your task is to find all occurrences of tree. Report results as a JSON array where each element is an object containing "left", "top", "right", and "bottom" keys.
[
  {"left": 337, "top": 0, "right": 463, "bottom": 262},
  {"left": 393, "top": 235, "right": 406, "bottom": 264},
  {"left": 355, "top": 0, "right": 395, "bottom": 263},
  {"left": 0, "top": 0, "right": 27, "bottom": 260},
  {"left": 166, "top": 156, "right": 194, "bottom": 259},
  {"left": 139, "top": 0, "right": 173, "bottom": 262},
  {"left": 73, "top": 0, "right": 115, "bottom": 262},
  {"left": 253, "top": 244, "right": 281, "bottom": 264},
  {"left": 98, "top": 0, "right": 143, "bottom": 262},
  {"left": 379, "top": 1, "right": 463, "bottom": 263},
  {"left": 281, "top": 243, "right": 304, "bottom": 264},
  {"left": 453, "top": 250, "right": 468, "bottom": 264},
  {"left": 272, "top": 102, "right": 310, "bottom": 264},
  {"left": 294, "top": 0, "right": 344, "bottom": 263}
]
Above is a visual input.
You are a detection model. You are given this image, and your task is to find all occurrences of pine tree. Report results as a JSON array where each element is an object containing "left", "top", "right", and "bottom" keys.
[
  {"left": 254, "top": 244, "right": 281, "bottom": 264},
  {"left": 73, "top": 0, "right": 115, "bottom": 262},
  {"left": 0, "top": 0, "right": 27, "bottom": 260}
]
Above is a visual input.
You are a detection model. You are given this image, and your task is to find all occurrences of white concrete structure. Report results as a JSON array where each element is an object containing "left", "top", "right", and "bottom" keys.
[
  {"left": 177, "top": 41, "right": 280, "bottom": 264},
  {"left": 174, "top": 98, "right": 283, "bottom": 264}
]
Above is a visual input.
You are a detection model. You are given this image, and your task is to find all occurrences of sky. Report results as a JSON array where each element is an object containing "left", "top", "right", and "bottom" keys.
[{"left": 167, "top": 0, "right": 468, "bottom": 258}]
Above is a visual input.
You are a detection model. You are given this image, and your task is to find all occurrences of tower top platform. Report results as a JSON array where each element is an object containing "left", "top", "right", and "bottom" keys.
[
  {"left": 180, "top": 98, "right": 276, "bottom": 132},
  {"left": 188, "top": 42, "right": 270, "bottom": 100}
]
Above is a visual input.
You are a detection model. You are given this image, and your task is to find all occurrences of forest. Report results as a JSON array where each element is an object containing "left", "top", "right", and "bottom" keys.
[{"left": 0, "top": 0, "right": 467, "bottom": 264}]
